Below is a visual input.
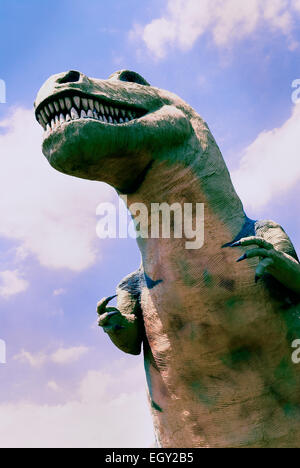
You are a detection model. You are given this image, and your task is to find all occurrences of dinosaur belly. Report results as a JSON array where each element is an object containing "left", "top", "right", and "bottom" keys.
[{"left": 140, "top": 248, "right": 300, "bottom": 448}]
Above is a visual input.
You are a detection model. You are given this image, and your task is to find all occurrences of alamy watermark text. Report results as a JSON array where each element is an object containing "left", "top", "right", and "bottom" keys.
[
  {"left": 291, "top": 79, "right": 300, "bottom": 104},
  {"left": 96, "top": 196, "right": 205, "bottom": 250},
  {"left": 0, "top": 79, "right": 6, "bottom": 104},
  {"left": 0, "top": 339, "right": 6, "bottom": 364},
  {"left": 292, "top": 339, "right": 300, "bottom": 364}
]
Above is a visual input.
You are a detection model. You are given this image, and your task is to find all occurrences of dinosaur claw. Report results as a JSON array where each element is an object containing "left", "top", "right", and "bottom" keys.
[
  {"left": 231, "top": 241, "right": 242, "bottom": 247},
  {"left": 97, "top": 295, "right": 117, "bottom": 315},
  {"left": 237, "top": 253, "right": 247, "bottom": 263}
]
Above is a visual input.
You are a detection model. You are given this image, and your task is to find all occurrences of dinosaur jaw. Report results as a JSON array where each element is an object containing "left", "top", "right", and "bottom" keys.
[
  {"left": 35, "top": 90, "right": 148, "bottom": 135},
  {"left": 35, "top": 91, "right": 156, "bottom": 189}
]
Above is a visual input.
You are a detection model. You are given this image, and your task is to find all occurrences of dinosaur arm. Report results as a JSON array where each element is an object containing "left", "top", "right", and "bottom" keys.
[
  {"left": 233, "top": 236, "right": 300, "bottom": 295},
  {"left": 97, "top": 271, "right": 144, "bottom": 355}
]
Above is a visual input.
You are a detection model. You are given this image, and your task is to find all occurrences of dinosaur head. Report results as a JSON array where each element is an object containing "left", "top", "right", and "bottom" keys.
[{"left": 34, "top": 70, "right": 192, "bottom": 193}]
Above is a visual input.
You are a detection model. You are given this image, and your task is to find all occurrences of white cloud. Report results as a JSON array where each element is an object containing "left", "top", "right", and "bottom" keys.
[
  {"left": 291, "top": 0, "right": 300, "bottom": 11},
  {"left": 0, "top": 270, "right": 29, "bottom": 299},
  {"left": 0, "top": 366, "right": 153, "bottom": 448},
  {"left": 47, "top": 381, "right": 60, "bottom": 392},
  {"left": 53, "top": 288, "right": 66, "bottom": 296},
  {"left": 51, "top": 346, "right": 89, "bottom": 365},
  {"left": 14, "top": 349, "right": 47, "bottom": 368},
  {"left": 232, "top": 104, "right": 300, "bottom": 210},
  {"left": 14, "top": 345, "right": 89, "bottom": 367},
  {"left": 0, "top": 108, "right": 114, "bottom": 272},
  {"left": 135, "top": 0, "right": 300, "bottom": 58}
]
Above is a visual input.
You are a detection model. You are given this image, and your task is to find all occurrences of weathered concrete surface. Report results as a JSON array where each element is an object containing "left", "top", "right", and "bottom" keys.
[{"left": 35, "top": 70, "right": 300, "bottom": 448}]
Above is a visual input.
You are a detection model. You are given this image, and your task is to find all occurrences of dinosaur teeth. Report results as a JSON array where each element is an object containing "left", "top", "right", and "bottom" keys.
[
  {"left": 38, "top": 92, "right": 146, "bottom": 134},
  {"left": 71, "top": 107, "right": 79, "bottom": 120},
  {"left": 38, "top": 116, "right": 46, "bottom": 130},
  {"left": 65, "top": 97, "right": 72, "bottom": 110},
  {"left": 82, "top": 98, "right": 88, "bottom": 110},
  {"left": 74, "top": 96, "right": 81, "bottom": 108},
  {"left": 40, "top": 110, "right": 48, "bottom": 125}
]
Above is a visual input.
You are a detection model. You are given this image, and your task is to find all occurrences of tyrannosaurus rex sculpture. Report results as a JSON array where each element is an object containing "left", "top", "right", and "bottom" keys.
[{"left": 35, "top": 69, "right": 300, "bottom": 448}]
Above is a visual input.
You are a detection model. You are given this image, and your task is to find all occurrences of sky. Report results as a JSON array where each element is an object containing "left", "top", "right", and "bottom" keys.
[{"left": 0, "top": 0, "right": 300, "bottom": 448}]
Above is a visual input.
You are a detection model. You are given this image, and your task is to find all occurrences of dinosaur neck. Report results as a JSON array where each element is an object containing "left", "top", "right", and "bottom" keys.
[{"left": 123, "top": 127, "right": 246, "bottom": 258}]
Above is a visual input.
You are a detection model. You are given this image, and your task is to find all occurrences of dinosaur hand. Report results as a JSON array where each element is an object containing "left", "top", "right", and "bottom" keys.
[
  {"left": 232, "top": 237, "right": 300, "bottom": 294},
  {"left": 97, "top": 296, "right": 125, "bottom": 332}
]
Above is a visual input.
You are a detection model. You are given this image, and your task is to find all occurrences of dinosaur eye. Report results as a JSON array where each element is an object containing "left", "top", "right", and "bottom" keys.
[{"left": 109, "top": 70, "right": 150, "bottom": 86}]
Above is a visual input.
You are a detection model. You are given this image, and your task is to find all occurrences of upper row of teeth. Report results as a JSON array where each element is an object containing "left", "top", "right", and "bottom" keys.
[{"left": 37, "top": 96, "right": 139, "bottom": 131}]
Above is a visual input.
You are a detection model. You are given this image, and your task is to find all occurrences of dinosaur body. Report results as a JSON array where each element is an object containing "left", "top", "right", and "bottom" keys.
[{"left": 35, "top": 70, "right": 300, "bottom": 448}]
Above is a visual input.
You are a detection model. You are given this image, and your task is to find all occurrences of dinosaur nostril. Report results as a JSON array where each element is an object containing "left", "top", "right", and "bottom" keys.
[{"left": 58, "top": 70, "right": 81, "bottom": 84}]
